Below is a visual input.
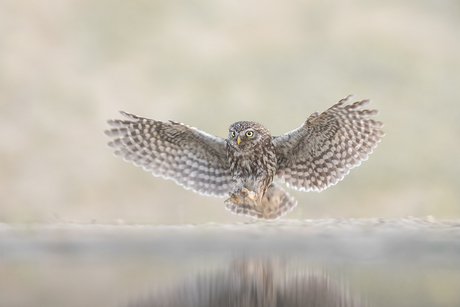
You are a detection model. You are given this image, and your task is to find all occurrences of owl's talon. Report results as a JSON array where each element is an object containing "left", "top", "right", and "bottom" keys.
[
  {"left": 240, "top": 188, "right": 258, "bottom": 201},
  {"left": 226, "top": 188, "right": 258, "bottom": 207},
  {"left": 225, "top": 191, "right": 244, "bottom": 205},
  {"left": 106, "top": 96, "right": 383, "bottom": 220}
]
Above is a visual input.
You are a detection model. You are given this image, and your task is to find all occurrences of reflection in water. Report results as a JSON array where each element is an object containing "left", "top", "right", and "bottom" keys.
[{"left": 128, "top": 258, "right": 363, "bottom": 307}]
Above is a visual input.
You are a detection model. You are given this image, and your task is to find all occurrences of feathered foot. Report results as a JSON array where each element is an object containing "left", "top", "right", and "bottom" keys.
[{"left": 225, "top": 183, "right": 297, "bottom": 220}]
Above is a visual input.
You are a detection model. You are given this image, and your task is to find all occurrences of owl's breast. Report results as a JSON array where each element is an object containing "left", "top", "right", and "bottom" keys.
[
  {"left": 229, "top": 151, "right": 256, "bottom": 176},
  {"left": 228, "top": 144, "right": 277, "bottom": 180},
  {"left": 239, "top": 159, "right": 255, "bottom": 175}
]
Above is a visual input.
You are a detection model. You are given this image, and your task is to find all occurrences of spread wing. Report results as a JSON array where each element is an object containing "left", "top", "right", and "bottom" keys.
[
  {"left": 104, "top": 111, "right": 233, "bottom": 197},
  {"left": 273, "top": 95, "right": 385, "bottom": 192}
]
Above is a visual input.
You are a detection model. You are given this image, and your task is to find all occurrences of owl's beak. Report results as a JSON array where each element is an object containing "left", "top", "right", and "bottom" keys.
[{"left": 237, "top": 136, "right": 241, "bottom": 145}]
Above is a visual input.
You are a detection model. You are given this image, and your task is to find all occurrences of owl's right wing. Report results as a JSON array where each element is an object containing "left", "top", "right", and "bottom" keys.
[
  {"left": 104, "top": 111, "right": 233, "bottom": 197},
  {"left": 272, "top": 95, "right": 385, "bottom": 192}
]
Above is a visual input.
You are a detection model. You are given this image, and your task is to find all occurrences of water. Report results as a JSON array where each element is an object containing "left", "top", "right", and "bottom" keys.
[{"left": 1, "top": 219, "right": 459, "bottom": 307}]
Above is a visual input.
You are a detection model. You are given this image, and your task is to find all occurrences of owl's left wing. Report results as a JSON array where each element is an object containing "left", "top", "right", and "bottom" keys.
[
  {"left": 273, "top": 95, "right": 384, "bottom": 192},
  {"left": 105, "top": 111, "right": 233, "bottom": 197}
]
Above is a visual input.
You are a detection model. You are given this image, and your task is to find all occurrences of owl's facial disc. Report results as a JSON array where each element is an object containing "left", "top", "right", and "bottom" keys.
[
  {"left": 237, "top": 129, "right": 255, "bottom": 145},
  {"left": 228, "top": 122, "right": 263, "bottom": 150}
]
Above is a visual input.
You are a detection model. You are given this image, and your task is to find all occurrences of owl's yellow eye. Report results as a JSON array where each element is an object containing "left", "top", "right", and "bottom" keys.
[
  {"left": 231, "top": 131, "right": 235, "bottom": 137},
  {"left": 246, "top": 131, "right": 254, "bottom": 137}
]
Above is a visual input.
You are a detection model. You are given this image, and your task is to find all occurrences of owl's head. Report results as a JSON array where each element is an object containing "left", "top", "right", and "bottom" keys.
[{"left": 227, "top": 121, "right": 271, "bottom": 151}]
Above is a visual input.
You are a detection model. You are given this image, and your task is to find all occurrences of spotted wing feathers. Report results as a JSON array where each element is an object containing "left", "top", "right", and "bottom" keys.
[
  {"left": 273, "top": 95, "right": 385, "bottom": 192},
  {"left": 105, "top": 111, "right": 233, "bottom": 197}
]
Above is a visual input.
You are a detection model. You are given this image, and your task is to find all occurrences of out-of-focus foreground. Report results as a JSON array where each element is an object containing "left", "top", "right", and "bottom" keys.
[
  {"left": 2, "top": 219, "right": 460, "bottom": 307},
  {"left": 1, "top": 0, "right": 460, "bottom": 224}
]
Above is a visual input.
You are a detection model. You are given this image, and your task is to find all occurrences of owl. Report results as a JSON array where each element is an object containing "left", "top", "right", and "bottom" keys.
[{"left": 104, "top": 94, "right": 384, "bottom": 220}]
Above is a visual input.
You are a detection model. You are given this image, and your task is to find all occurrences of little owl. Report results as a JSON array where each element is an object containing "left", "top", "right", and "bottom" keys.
[{"left": 104, "top": 94, "right": 384, "bottom": 219}]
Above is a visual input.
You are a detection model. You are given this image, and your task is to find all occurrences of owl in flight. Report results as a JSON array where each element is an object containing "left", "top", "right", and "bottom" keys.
[{"left": 105, "top": 94, "right": 384, "bottom": 220}]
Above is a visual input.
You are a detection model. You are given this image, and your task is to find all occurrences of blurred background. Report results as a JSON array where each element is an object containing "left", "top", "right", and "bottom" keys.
[{"left": 1, "top": 0, "right": 459, "bottom": 224}]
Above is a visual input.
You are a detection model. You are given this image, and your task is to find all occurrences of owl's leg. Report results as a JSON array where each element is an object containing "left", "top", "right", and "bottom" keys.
[
  {"left": 225, "top": 178, "right": 246, "bottom": 205},
  {"left": 226, "top": 192, "right": 244, "bottom": 205},
  {"left": 240, "top": 188, "right": 258, "bottom": 203},
  {"left": 242, "top": 176, "right": 269, "bottom": 205}
]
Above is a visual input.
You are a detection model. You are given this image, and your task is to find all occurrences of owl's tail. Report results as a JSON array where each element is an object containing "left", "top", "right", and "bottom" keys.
[{"left": 225, "top": 183, "right": 297, "bottom": 220}]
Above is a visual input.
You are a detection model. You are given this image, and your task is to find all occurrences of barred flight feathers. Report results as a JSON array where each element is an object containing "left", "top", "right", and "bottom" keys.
[
  {"left": 104, "top": 111, "right": 233, "bottom": 197},
  {"left": 273, "top": 94, "right": 385, "bottom": 192},
  {"left": 105, "top": 94, "right": 384, "bottom": 220}
]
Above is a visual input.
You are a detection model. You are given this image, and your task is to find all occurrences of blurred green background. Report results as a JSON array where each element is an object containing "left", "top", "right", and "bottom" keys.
[{"left": 1, "top": 0, "right": 459, "bottom": 224}]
